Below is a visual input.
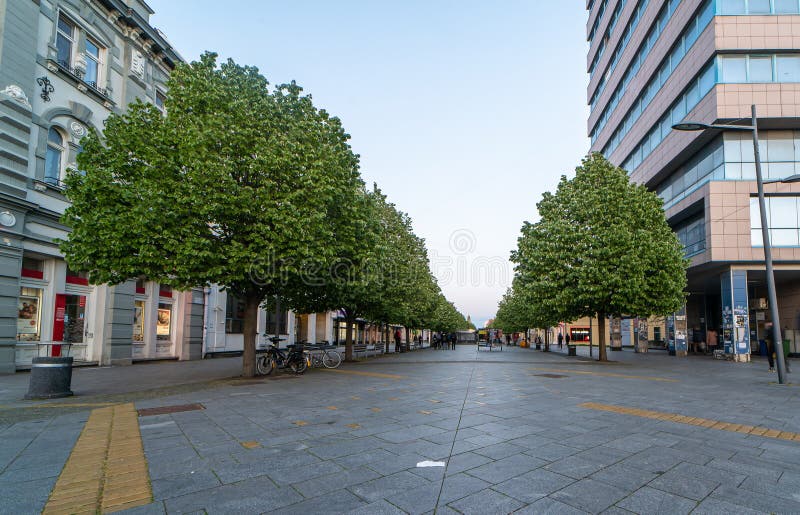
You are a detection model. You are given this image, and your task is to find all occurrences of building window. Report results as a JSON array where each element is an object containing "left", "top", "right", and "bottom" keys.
[
  {"left": 56, "top": 15, "right": 75, "bottom": 68},
  {"left": 64, "top": 295, "right": 86, "bottom": 343},
  {"left": 156, "top": 303, "right": 172, "bottom": 340},
  {"left": 751, "top": 196, "right": 800, "bottom": 247},
  {"left": 45, "top": 127, "right": 64, "bottom": 185},
  {"left": 155, "top": 91, "right": 166, "bottom": 112},
  {"left": 17, "top": 287, "right": 43, "bottom": 341},
  {"left": 675, "top": 214, "right": 707, "bottom": 257},
  {"left": 718, "top": 0, "right": 800, "bottom": 14},
  {"left": 225, "top": 294, "right": 245, "bottom": 334},
  {"left": 84, "top": 38, "right": 101, "bottom": 87}
]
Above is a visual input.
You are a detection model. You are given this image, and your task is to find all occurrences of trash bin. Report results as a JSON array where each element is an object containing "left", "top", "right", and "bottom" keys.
[
  {"left": 568, "top": 345, "right": 577, "bottom": 357},
  {"left": 25, "top": 344, "right": 74, "bottom": 400}
]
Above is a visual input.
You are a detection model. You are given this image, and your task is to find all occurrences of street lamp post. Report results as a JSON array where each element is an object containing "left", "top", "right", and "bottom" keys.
[{"left": 673, "top": 104, "right": 798, "bottom": 384}]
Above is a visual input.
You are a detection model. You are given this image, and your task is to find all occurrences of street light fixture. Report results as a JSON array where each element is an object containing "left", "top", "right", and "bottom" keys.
[{"left": 672, "top": 104, "right": 790, "bottom": 384}]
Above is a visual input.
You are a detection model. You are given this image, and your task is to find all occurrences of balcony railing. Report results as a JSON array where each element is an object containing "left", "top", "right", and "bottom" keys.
[{"left": 55, "top": 59, "right": 110, "bottom": 98}]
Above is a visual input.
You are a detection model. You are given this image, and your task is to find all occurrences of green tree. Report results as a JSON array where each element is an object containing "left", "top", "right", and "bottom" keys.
[
  {"left": 61, "top": 53, "right": 364, "bottom": 376},
  {"left": 512, "top": 153, "right": 687, "bottom": 361}
]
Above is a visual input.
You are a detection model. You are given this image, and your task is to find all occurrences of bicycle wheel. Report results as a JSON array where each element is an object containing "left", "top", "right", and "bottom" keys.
[
  {"left": 322, "top": 350, "right": 342, "bottom": 369},
  {"left": 257, "top": 355, "right": 275, "bottom": 376},
  {"left": 290, "top": 357, "right": 308, "bottom": 374}
]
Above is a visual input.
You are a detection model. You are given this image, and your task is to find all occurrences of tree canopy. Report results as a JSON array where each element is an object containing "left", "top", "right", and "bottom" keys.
[
  {"left": 509, "top": 153, "right": 688, "bottom": 360},
  {"left": 61, "top": 52, "right": 465, "bottom": 374}
]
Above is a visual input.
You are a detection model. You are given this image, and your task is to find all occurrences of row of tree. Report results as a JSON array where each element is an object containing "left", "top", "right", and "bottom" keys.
[
  {"left": 60, "top": 53, "right": 469, "bottom": 376},
  {"left": 492, "top": 153, "right": 688, "bottom": 361}
]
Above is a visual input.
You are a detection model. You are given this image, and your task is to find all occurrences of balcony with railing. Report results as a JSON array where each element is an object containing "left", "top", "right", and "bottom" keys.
[{"left": 53, "top": 58, "right": 112, "bottom": 101}]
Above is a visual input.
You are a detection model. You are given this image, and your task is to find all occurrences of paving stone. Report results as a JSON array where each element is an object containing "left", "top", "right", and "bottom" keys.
[
  {"left": 164, "top": 476, "right": 303, "bottom": 514},
  {"left": 590, "top": 462, "right": 658, "bottom": 491},
  {"left": 648, "top": 469, "right": 719, "bottom": 501},
  {"left": 364, "top": 453, "right": 430, "bottom": 475},
  {"left": 544, "top": 455, "right": 607, "bottom": 479},
  {"left": 691, "top": 496, "right": 764, "bottom": 514},
  {"left": 446, "top": 488, "right": 525, "bottom": 514},
  {"left": 292, "top": 466, "right": 381, "bottom": 499},
  {"left": 710, "top": 485, "right": 800, "bottom": 513},
  {"left": 270, "top": 488, "right": 366, "bottom": 514},
  {"left": 616, "top": 447, "right": 694, "bottom": 473},
  {"left": 465, "top": 453, "right": 547, "bottom": 484},
  {"left": 513, "top": 496, "right": 590, "bottom": 514},
  {"left": 151, "top": 470, "right": 221, "bottom": 500},
  {"left": 346, "top": 499, "right": 407, "bottom": 514},
  {"left": 615, "top": 486, "right": 697, "bottom": 514},
  {"left": 347, "top": 470, "right": 430, "bottom": 503},
  {"left": 523, "top": 442, "right": 580, "bottom": 461},
  {"left": 268, "top": 460, "right": 344, "bottom": 485},
  {"left": 550, "top": 478, "right": 629, "bottom": 513},
  {"left": 472, "top": 442, "right": 527, "bottom": 460},
  {"left": 492, "top": 467, "right": 573, "bottom": 503},
  {"left": 443, "top": 451, "right": 493, "bottom": 475}
]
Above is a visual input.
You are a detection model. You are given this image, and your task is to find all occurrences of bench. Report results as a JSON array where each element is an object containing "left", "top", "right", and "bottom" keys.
[
  {"left": 477, "top": 341, "right": 502, "bottom": 352},
  {"left": 353, "top": 343, "right": 380, "bottom": 358}
]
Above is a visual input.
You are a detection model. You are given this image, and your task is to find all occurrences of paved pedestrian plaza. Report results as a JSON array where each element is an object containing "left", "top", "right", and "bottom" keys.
[{"left": 3, "top": 345, "right": 800, "bottom": 513}]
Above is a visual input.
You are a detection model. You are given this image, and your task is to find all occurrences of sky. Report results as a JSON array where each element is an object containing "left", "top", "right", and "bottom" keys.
[{"left": 148, "top": 1, "right": 590, "bottom": 327}]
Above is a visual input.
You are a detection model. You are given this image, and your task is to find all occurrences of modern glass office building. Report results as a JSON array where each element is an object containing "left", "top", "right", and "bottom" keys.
[{"left": 587, "top": 0, "right": 800, "bottom": 359}]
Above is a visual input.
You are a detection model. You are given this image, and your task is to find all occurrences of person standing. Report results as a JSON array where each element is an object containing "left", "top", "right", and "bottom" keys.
[
  {"left": 558, "top": 332, "right": 564, "bottom": 349},
  {"left": 565, "top": 332, "right": 571, "bottom": 348},
  {"left": 451, "top": 332, "right": 457, "bottom": 350},
  {"left": 394, "top": 328, "right": 402, "bottom": 353}
]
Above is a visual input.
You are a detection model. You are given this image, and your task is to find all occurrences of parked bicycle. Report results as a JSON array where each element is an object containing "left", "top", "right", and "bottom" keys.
[
  {"left": 256, "top": 336, "right": 307, "bottom": 375},
  {"left": 302, "top": 340, "right": 342, "bottom": 369}
]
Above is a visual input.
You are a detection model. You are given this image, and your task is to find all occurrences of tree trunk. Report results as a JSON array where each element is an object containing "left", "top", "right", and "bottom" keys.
[
  {"left": 598, "top": 311, "right": 608, "bottom": 362},
  {"left": 384, "top": 323, "right": 390, "bottom": 354},
  {"left": 345, "top": 315, "right": 354, "bottom": 362},
  {"left": 242, "top": 292, "right": 260, "bottom": 378},
  {"left": 405, "top": 327, "right": 410, "bottom": 350},
  {"left": 544, "top": 327, "right": 550, "bottom": 352}
]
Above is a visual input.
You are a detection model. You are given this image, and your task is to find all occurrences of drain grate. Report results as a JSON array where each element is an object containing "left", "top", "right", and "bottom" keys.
[
  {"left": 535, "top": 374, "right": 568, "bottom": 379},
  {"left": 137, "top": 403, "right": 205, "bottom": 417}
]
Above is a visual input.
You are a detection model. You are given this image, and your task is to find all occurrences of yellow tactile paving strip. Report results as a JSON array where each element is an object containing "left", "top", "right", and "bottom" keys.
[
  {"left": 581, "top": 402, "right": 800, "bottom": 442},
  {"left": 321, "top": 369, "right": 406, "bottom": 379},
  {"left": 530, "top": 367, "right": 678, "bottom": 382},
  {"left": 43, "top": 403, "right": 151, "bottom": 514}
]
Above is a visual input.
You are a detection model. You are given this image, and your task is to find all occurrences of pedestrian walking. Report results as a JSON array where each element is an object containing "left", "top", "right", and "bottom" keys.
[
  {"left": 394, "top": 328, "right": 402, "bottom": 353},
  {"left": 766, "top": 335, "right": 775, "bottom": 372},
  {"left": 557, "top": 332, "right": 563, "bottom": 349},
  {"left": 565, "top": 332, "right": 571, "bottom": 348},
  {"left": 450, "top": 332, "right": 457, "bottom": 350},
  {"left": 505, "top": 334, "right": 511, "bottom": 346}
]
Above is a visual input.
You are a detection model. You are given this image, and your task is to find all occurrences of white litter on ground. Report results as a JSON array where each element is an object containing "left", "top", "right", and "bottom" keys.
[{"left": 416, "top": 461, "right": 446, "bottom": 467}]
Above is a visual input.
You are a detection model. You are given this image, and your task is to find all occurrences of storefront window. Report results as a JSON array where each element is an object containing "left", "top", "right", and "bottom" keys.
[
  {"left": 156, "top": 303, "right": 172, "bottom": 340},
  {"left": 64, "top": 295, "right": 86, "bottom": 343},
  {"left": 570, "top": 327, "right": 590, "bottom": 342},
  {"left": 225, "top": 294, "right": 245, "bottom": 334},
  {"left": 133, "top": 300, "right": 145, "bottom": 342},
  {"left": 265, "top": 308, "right": 289, "bottom": 335},
  {"left": 17, "top": 287, "right": 42, "bottom": 341}
]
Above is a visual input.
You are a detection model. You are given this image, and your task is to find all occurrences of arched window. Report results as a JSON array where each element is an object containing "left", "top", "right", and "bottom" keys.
[{"left": 45, "top": 127, "right": 64, "bottom": 185}]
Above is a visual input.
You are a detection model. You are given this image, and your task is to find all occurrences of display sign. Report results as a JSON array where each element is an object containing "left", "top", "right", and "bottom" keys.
[
  {"left": 133, "top": 301, "right": 145, "bottom": 342},
  {"left": 17, "top": 292, "right": 40, "bottom": 339},
  {"left": 156, "top": 306, "right": 171, "bottom": 337}
]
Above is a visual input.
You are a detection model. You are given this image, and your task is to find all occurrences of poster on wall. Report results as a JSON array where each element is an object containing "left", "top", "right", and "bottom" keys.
[
  {"left": 17, "top": 295, "right": 40, "bottom": 338},
  {"left": 156, "top": 307, "right": 171, "bottom": 337},
  {"left": 133, "top": 302, "right": 145, "bottom": 342}
]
